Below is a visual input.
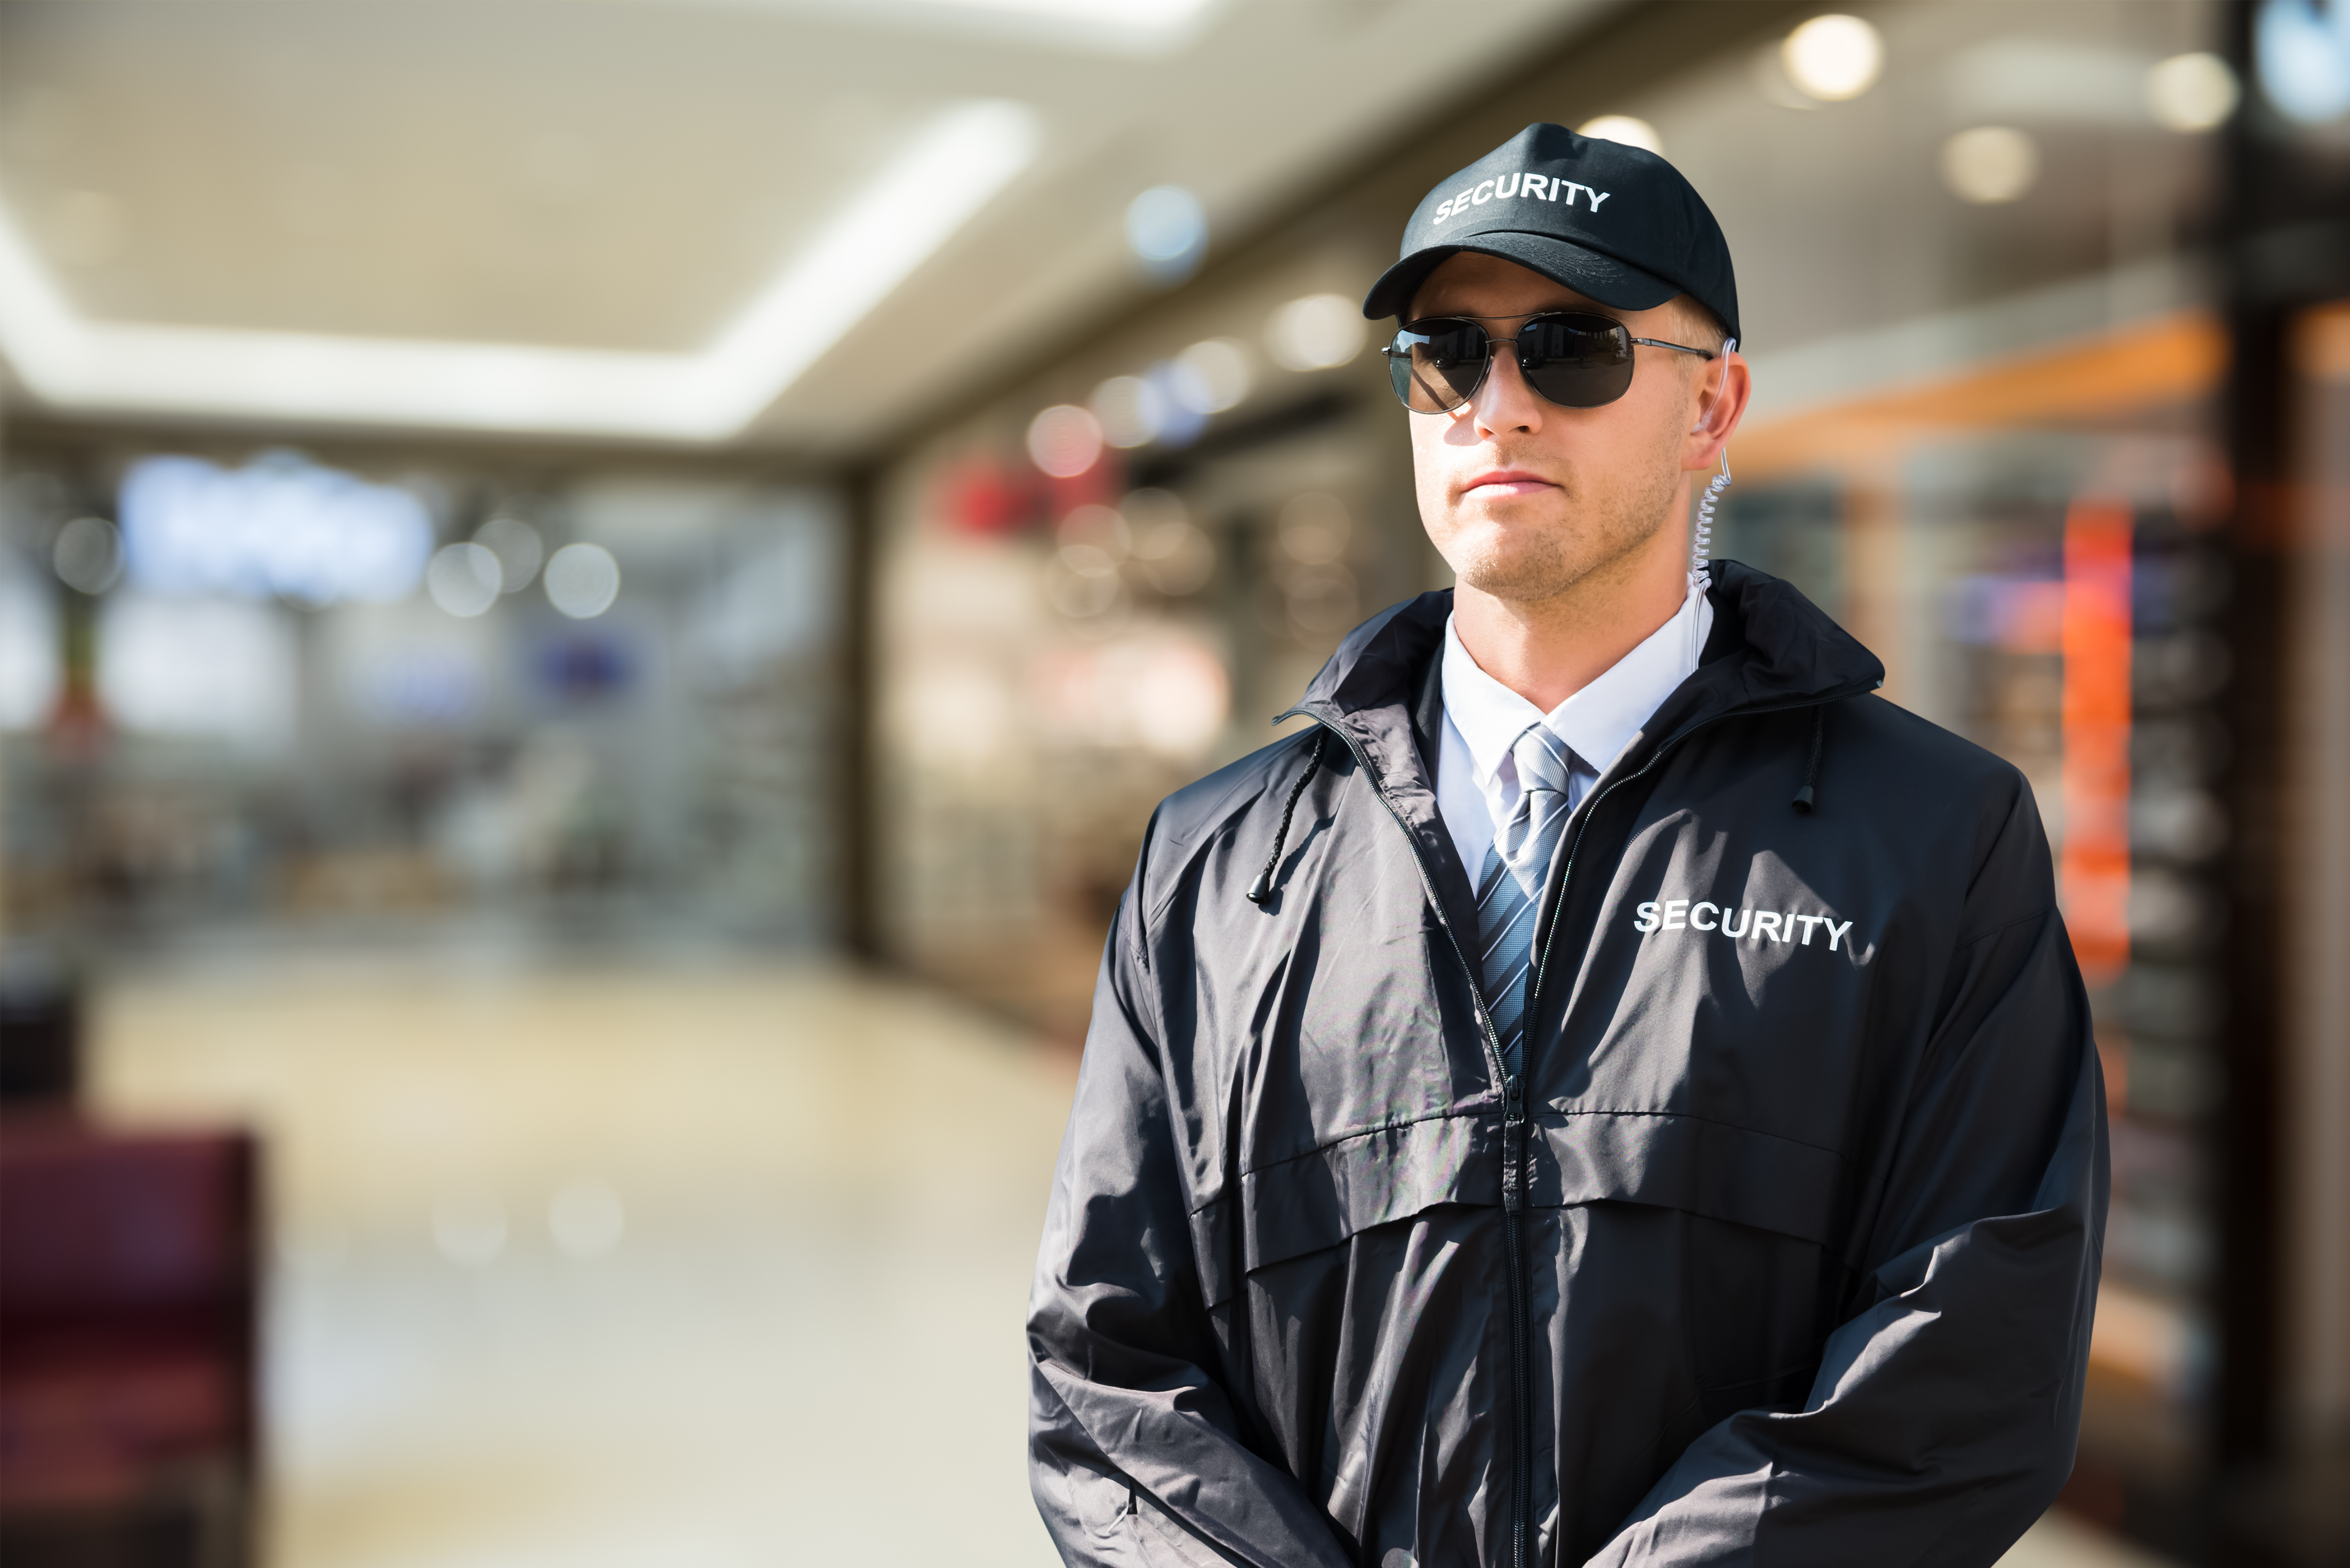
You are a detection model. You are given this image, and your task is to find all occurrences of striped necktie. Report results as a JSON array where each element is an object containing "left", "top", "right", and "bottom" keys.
[{"left": 1475, "top": 723, "right": 1577, "bottom": 1078}]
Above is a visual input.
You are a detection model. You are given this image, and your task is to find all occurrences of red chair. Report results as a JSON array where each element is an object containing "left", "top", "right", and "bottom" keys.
[{"left": 0, "top": 1120, "right": 259, "bottom": 1568}]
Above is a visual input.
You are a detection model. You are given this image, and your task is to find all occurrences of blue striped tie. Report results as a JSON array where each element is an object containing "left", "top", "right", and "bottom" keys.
[{"left": 1475, "top": 724, "right": 1577, "bottom": 1078}]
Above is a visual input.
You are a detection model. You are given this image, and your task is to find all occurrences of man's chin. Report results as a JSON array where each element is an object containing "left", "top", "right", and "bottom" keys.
[{"left": 1449, "top": 548, "right": 1579, "bottom": 605}]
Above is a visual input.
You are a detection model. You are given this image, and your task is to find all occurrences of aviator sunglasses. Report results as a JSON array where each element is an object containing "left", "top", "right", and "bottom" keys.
[{"left": 1384, "top": 311, "right": 1720, "bottom": 414}]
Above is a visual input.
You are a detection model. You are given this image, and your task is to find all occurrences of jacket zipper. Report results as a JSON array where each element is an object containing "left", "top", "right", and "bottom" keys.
[
  {"left": 1287, "top": 684, "right": 1867, "bottom": 1567},
  {"left": 1285, "top": 716, "right": 1531, "bottom": 1568},
  {"left": 1511, "top": 688, "right": 1869, "bottom": 1555}
]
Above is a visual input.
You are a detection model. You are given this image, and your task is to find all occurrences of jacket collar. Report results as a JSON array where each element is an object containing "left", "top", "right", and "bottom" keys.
[
  {"left": 1298, "top": 559, "right": 1881, "bottom": 747},
  {"left": 1287, "top": 561, "right": 1883, "bottom": 916}
]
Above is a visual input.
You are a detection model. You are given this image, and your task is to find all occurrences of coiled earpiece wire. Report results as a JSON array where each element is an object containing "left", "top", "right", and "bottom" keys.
[{"left": 1687, "top": 336, "right": 1735, "bottom": 667}]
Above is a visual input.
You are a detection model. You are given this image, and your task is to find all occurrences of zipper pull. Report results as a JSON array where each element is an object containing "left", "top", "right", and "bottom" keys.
[{"left": 1503, "top": 1074, "right": 1529, "bottom": 1213}]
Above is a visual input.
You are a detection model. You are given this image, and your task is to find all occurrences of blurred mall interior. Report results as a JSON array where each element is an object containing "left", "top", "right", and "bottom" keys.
[{"left": 0, "top": 1, "right": 2345, "bottom": 1564}]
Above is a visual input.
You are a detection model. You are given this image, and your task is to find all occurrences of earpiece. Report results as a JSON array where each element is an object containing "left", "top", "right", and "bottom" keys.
[
  {"left": 1685, "top": 335, "right": 1740, "bottom": 664},
  {"left": 1691, "top": 341, "right": 1737, "bottom": 437},
  {"left": 1686, "top": 447, "right": 1732, "bottom": 665},
  {"left": 1689, "top": 451, "right": 1731, "bottom": 589}
]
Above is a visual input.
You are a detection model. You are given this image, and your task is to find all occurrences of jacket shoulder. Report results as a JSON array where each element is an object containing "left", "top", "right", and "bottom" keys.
[
  {"left": 1121, "top": 728, "right": 1326, "bottom": 937},
  {"left": 1829, "top": 693, "right": 2031, "bottom": 807},
  {"left": 1149, "top": 728, "right": 1321, "bottom": 859},
  {"left": 1821, "top": 694, "right": 2055, "bottom": 927}
]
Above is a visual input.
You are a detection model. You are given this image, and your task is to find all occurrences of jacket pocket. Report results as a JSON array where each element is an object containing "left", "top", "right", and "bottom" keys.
[
  {"left": 1535, "top": 1109, "right": 1845, "bottom": 1419},
  {"left": 1530, "top": 1107, "right": 1849, "bottom": 1246},
  {"left": 1187, "top": 1109, "right": 1502, "bottom": 1309}
]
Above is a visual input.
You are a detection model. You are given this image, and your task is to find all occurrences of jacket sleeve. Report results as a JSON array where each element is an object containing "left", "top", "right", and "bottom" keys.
[
  {"left": 1588, "top": 785, "right": 2111, "bottom": 1568},
  {"left": 1027, "top": 873, "right": 1355, "bottom": 1568}
]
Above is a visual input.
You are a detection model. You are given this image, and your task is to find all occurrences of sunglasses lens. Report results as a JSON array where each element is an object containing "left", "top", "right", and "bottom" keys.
[
  {"left": 1387, "top": 320, "right": 1489, "bottom": 413},
  {"left": 1519, "top": 315, "right": 1635, "bottom": 408}
]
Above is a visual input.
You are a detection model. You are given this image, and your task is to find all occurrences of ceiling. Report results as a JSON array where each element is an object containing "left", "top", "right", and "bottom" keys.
[{"left": 0, "top": 0, "right": 1608, "bottom": 449}]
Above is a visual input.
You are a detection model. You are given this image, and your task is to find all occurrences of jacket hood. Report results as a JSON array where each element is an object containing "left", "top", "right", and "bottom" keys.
[{"left": 1294, "top": 559, "right": 1883, "bottom": 736}]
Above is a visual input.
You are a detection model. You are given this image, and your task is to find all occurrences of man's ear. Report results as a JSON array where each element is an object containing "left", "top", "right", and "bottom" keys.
[{"left": 1681, "top": 350, "right": 1751, "bottom": 472}]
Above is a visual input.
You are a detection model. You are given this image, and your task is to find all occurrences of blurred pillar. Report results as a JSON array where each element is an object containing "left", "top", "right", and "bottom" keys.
[
  {"left": 840, "top": 463, "right": 881, "bottom": 961},
  {"left": 2217, "top": 0, "right": 2350, "bottom": 1548},
  {"left": 2215, "top": 62, "right": 2287, "bottom": 1499},
  {"left": 2282, "top": 301, "right": 2350, "bottom": 1483}
]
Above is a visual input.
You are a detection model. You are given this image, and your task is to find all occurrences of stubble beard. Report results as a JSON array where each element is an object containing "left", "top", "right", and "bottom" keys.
[{"left": 1440, "top": 446, "right": 1684, "bottom": 609}]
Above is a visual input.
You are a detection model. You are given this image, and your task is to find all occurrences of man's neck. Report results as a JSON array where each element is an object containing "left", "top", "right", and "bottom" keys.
[{"left": 1451, "top": 539, "right": 1691, "bottom": 714}]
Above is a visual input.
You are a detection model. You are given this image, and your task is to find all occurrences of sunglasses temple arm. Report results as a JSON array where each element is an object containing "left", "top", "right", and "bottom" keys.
[{"left": 1627, "top": 337, "right": 1716, "bottom": 360}]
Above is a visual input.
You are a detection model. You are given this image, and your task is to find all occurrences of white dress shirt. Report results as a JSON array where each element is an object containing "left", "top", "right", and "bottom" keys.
[{"left": 1437, "top": 579, "right": 1714, "bottom": 876}]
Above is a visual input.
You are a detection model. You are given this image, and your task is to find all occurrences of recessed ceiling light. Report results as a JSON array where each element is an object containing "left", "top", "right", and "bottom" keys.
[
  {"left": 0, "top": 100, "right": 1039, "bottom": 441},
  {"left": 917, "top": 0, "right": 1215, "bottom": 30},
  {"left": 772, "top": 0, "right": 1223, "bottom": 55}
]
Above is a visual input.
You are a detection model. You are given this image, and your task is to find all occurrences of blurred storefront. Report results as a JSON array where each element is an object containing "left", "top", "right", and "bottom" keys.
[
  {"left": 1, "top": 440, "right": 846, "bottom": 951},
  {"left": 865, "top": 2, "right": 2348, "bottom": 1562}
]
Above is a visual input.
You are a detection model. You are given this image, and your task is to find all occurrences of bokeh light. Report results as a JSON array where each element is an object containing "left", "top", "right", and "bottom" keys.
[
  {"left": 1058, "top": 504, "right": 1132, "bottom": 562},
  {"left": 1044, "top": 549, "right": 1126, "bottom": 622},
  {"left": 1575, "top": 114, "right": 1661, "bottom": 154},
  {"left": 2148, "top": 52, "right": 2241, "bottom": 132},
  {"left": 2257, "top": 0, "right": 2350, "bottom": 124},
  {"left": 1027, "top": 403, "right": 1105, "bottom": 477},
  {"left": 475, "top": 513, "right": 545, "bottom": 592},
  {"left": 1173, "top": 337, "right": 1252, "bottom": 411},
  {"left": 427, "top": 542, "right": 502, "bottom": 618},
  {"left": 1092, "top": 375, "right": 1167, "bottom": 448},
  {"left": 52, "top": 515, "right": 122, "bottom": 595},
  {"left": 1121, "top": 489, "right": 1214, "bottom": 599},
  {"left": 1780, "top": 14, "right": 1884, "bottom": 102},
  {"left": 544, "top": 542, "right": 622, "bottom": 619},
  {"left": 1941, "top": 126, "right": 2040, "bottom": 205},
  {"left": 1265, "top": 294, "right": 1365, "bottom": 373},
  {"left": 1125, "top": 184, "right": 1207, "bottom": 280}
]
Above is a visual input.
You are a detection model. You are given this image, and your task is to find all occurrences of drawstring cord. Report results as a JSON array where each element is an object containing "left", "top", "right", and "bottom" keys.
[
  {"left": 1791, "top": 705, "right": 1826, "bottom": 815},
  {"left": 1246, "top": 730, "right": 1327, "bottom": 906}
]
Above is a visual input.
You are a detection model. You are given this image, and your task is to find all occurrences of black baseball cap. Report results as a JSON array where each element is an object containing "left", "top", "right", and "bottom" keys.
[{"left": 1361, "top": 122, "right": 1740, "bottom": 344}]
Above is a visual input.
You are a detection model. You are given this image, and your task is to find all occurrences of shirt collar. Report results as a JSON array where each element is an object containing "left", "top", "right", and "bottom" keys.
[{"left": 1442, "top": 578, "right": 1713, "bottom": 792}]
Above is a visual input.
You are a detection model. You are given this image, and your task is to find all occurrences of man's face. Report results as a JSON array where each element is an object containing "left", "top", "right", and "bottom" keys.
[{"left": 1406, "top": 252, "right": 1711, "bottom": 606}]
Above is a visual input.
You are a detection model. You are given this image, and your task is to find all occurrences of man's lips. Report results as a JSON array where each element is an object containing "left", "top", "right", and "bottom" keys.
[{"left": 1459, "top": 468, "right": 1556, "bottom": 500}]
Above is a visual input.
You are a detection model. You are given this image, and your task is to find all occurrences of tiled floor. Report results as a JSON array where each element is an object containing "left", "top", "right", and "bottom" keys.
[
  {"left": 91, "top": 951, "right": 1075, "bottom": 1568},
  {"left": 85, "top": 947, "right": 2171, "bottom": 1568}
]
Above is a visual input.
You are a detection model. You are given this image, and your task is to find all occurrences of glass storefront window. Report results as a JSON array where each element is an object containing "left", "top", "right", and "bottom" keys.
[{"left": 0, "top": 458, "right": 846, "bottom": 947}]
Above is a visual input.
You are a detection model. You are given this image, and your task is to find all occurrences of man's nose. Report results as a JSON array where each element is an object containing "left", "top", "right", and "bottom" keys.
[{"left": 1471, "top": 343, "right": 1543, "bottom": 435}]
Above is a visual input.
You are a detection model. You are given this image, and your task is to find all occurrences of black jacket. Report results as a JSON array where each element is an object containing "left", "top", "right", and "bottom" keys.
[{"left": 1028, "top": 562, "right": 2108, "bottom": 1567}]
